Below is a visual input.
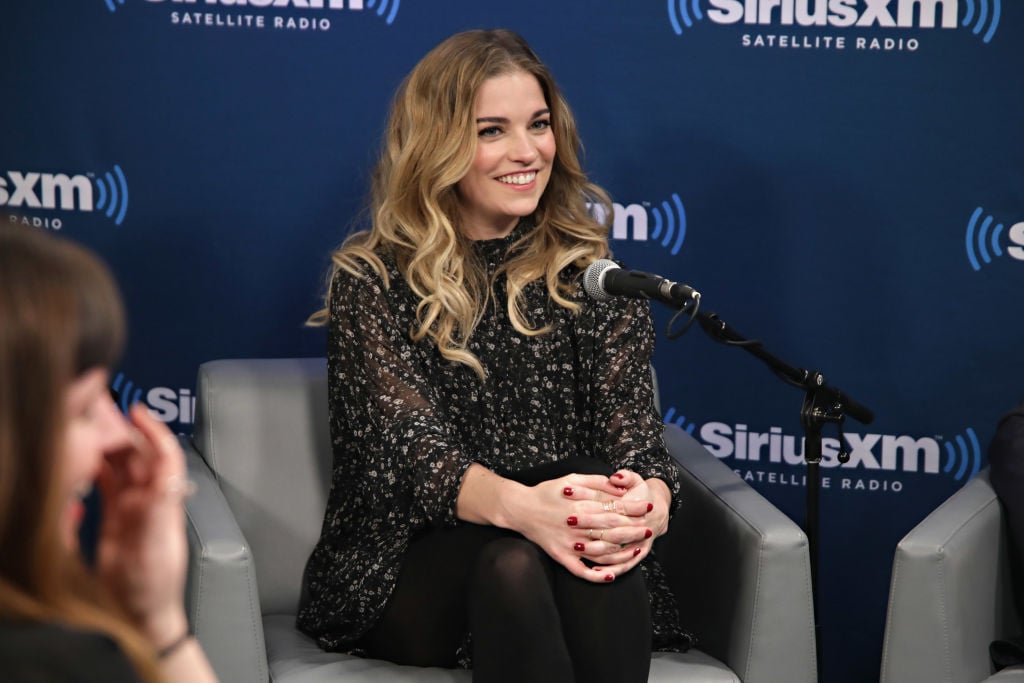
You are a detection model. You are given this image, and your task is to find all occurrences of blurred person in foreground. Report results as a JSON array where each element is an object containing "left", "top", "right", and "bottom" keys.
[
  {"left": 0, "top": 223, "right": 218, "bottom": 682},
  {"left": 300, "top": 29, "right": 692, "bottom": 683}
]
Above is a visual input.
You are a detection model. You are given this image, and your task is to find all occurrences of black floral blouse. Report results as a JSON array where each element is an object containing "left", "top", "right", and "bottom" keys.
[{"left": 297, "top": 221, "right": 692, "bottom": 660}]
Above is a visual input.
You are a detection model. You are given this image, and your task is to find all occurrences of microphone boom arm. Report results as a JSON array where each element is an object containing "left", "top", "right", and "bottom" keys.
[{"left": 664, "top": 301, "right": 874, "bottom": 683}]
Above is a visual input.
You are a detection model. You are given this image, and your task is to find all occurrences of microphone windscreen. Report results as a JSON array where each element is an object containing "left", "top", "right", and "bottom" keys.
[{"left": 583, "top": 259, "right": 618, "bottom": 301}]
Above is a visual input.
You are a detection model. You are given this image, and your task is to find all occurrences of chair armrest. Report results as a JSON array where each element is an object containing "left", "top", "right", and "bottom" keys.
[
  {"left": 657, "top": 424, "right": 817, "bottom": 683},
  {"left": 183, "top": 440, "right": 270, "bottom": 683},
  {"left": 881, "top": 470, "right": 1017, "bottom": 683}
]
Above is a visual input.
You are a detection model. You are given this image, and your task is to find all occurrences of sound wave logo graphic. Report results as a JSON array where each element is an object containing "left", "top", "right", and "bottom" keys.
[
  {"left": 942, "top": 427, "right": 982, "bottom": 481},
  {"left": 963, "top": 0, "right": 1001, "bottom": 43},
  {"left": 93, "top": 164, "right": 130, "bottom": 226},
  {"left": 104, "top": 0, "right": 126, "bottom": 12},
  {"left": 366, "top": 0, "right": 400, "bottom": 25},
  {"left": 668, "top": 0, "right": 705, "bottom": 35},
  {"left": 965, "top": 206, "right": 1008, "bottom": 271},
  {"left": 649, "top": 192, "right": 687, "bottom": 256},
  {"left": 111, "top": 372, "right": 144, "bottom": 413},
  {"left": 663, "top": 406, "right": 697, "bottom": 435},
  {"left": 595, "top": 191, "right": 690, "bottom": 257}
]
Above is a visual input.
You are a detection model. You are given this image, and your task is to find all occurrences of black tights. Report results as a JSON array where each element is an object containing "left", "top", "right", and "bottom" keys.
[{"left": 359, "top": 458, "right": 652, "bottom": 683}]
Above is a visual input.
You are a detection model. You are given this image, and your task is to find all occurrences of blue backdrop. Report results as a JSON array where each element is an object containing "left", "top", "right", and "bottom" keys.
[{"left": 3, "top": 1, "right": 1022, "bottom": 680}]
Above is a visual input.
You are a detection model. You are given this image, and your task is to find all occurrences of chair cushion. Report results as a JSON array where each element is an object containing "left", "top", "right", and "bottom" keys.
[
  {"left": 265, "top": 615, "right": 469, "bottom": 683},
  {"left": 648, "top": 651, "right": 739, "bottom": 682},
  {"left": 263, "top": 615, "right": 737, "bottom": 683}
]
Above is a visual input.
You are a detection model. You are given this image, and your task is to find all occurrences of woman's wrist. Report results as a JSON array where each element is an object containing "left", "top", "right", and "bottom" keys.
[
  {"left": 156, "top": 630, "right": 192, "bottom": 660},
  {"left": 493, "top": 477, "right": 529, "bottom": 531},
  {"left": 456, "top": 463, "right": 524, "bottom": 529},
  {"left": 141, "top": 608, "right": 190, "bottom": 654}
]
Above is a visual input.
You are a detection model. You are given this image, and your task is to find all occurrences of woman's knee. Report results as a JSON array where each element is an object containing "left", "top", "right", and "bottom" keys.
[
  {"left": 474, "top": 537, "right": 551, "bottom": 591},
  {"left": 512, "top": 456, "right": 615, "bottom": 486},
  {"left": 563, "top": 456, "right": 615, "bottom": 476}
]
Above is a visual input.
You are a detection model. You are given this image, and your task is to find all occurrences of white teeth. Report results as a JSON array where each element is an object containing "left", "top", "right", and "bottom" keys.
[
  {"left": 75, "top": 482, "right": 94, "bottom": 500},
  {"left": 497, "top": 172, "right": 536, "bottom": 185}
]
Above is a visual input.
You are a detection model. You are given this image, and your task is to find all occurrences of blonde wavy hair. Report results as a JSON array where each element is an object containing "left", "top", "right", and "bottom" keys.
[{"left": 309, "top": 29, "right": 613, "bottom": 378}]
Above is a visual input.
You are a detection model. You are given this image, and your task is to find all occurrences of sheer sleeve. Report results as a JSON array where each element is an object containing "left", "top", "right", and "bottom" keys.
[
  {"left": 327, "top": 265, "right": 477, "bottom": 529},
  {"left": 589, "top": 297, "right": 683, "bottom": 516}
]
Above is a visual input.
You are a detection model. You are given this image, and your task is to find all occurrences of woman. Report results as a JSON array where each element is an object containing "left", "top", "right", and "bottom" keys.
[
  {"left": 300, "top": 29, "right": 692, "bottom": 682},
  {"left": 0, "top": 224, "right": 218, "bottom": 682}
]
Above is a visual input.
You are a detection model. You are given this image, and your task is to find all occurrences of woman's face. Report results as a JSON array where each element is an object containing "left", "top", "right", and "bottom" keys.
[
  {"left": 456, "top": 70, "right": 556, "bottom": 240},
  {"left": 59, "top": 368, "right": 132, "bottom": 550}
]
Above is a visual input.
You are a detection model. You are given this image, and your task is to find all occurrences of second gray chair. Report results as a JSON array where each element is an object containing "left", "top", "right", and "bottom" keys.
[{"left": 881, "top": 469, "right": 1023, "bottom": 683}]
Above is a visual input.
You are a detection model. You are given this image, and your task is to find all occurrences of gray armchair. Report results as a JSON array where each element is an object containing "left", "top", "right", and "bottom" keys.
[
  {"left": 880, "top": 469, "right": 1023, "bottom": 683},
  {"left": 183, "top": 357, "right": 817, "bottom": 683}
]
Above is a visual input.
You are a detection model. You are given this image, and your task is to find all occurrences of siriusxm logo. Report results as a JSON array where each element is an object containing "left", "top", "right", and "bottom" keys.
[
  {"left": 0, "top": 165, "right": 129, "bottom": 226},
  {"left": 365, "top": 0, "right": 399, "bottom": 23},
  {"left": 965, "top": 206, "right": 1024, "bottom": 271},
  {"left": 663, "top": 406, "right": 697, "bottom": 434},
  {"left": 669, "top": 0, "right": 1001, "bottom": 44},
  {"left": 122, "top": 0, "right": 402, "bottom": 25},
  {"left": 667, "top": 417, "right": 983, "bottom": 481},
  {"left": 942, "top": 427, "right": 982, "bottom": 481},
  {"left": 112, "top": 372, "right": 196, "bottom": 425},
  {"left": 594, "top": 192, "right": 688, "bottom": 256}
]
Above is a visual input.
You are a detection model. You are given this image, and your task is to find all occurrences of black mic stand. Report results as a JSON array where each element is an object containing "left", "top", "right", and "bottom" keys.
[{"left": 665, "top": 302, "right": 874, "bottom": 682}]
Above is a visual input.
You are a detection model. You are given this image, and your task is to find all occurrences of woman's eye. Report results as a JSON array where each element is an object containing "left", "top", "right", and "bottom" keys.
[
  {"left": 531, "top": 119, "right": 551, "bottom": 130},
  {"left": 478, "top": 126, "right": 502, "bottom": 137},
  {"left": 75, "top": 403, "right": 97, "bottom": 424}
]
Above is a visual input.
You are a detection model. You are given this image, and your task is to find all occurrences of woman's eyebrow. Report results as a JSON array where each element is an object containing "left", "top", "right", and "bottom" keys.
[{"left": 475, "top": 109, "right": 550, "bottom": 124}]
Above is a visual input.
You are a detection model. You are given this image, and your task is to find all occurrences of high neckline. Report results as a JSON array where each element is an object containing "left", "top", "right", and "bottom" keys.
[{"left": 470, "top": 218, "right": 534, "bottom": 263}]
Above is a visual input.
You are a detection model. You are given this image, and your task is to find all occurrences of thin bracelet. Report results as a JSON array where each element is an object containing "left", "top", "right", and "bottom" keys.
[{"left": 156, "top": 631, "right": 192, "bottom": 660}]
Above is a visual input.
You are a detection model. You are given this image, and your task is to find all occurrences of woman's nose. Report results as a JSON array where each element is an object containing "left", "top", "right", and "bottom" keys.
[
  {"left": 507, "top": 131, "right": 539, "bottom": 163},
  {"left": 99, "top": 393, "right": 135, "bottom": 453}
]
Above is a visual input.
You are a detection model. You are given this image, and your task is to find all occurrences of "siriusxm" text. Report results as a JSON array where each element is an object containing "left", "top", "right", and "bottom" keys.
[
  {"left": 699, "top": 421, "right": 941, "bottom": 473},
  {"left": 1010, "top": 223, "right": 1024, "bottom": 261},
  {"left": 0, "top": 171, "right": 93, "bottom": 211},
  {"left": 146, "top": 0, "right": 363, "bottom": 8},
  {"left": 707, "top": 0, "right": 958, "bottom": 28}
]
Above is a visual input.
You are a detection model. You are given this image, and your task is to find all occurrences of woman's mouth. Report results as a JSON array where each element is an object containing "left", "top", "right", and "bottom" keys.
[{"left": 496, "top": 171, "right": 537, "bottom": 186}]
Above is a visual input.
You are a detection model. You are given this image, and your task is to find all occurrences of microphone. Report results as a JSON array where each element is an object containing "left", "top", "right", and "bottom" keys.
[{"left": 583, "top": 259, "right": 699, "bottom": 308}]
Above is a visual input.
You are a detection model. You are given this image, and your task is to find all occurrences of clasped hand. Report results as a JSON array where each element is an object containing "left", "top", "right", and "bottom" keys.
[{"left": 514, "top": 470, "right": 670, "bottom": 584}]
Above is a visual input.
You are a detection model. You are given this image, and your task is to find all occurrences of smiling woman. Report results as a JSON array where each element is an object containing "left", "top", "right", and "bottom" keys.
[
  {"left": 455, "top": 71, "right": 556, "bottom": 240},
  {"left": 0, "top": 224, "right": 218, "bottom": 683},
  {"left": 301, "top": 29, "right": 693, "bottom": 683}
]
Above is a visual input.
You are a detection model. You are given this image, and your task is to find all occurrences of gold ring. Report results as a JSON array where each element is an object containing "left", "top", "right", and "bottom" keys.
[{"left": 602, "top": 500, "right": 615, "bottom": 512}]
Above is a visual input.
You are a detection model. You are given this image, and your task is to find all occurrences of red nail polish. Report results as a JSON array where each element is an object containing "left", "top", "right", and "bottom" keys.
[
  {"left": 574, "top": 542, "right": 585, "bottom": 552},
  {"left": 646, "top": 502, "right": 654, "bottom": 512},
  {"left": 567, "top": 516, "right": 578, "bottom": 526},
  {"left": 604, "top": 573, "right": 615, "bottom": 582},
  {"left": 563, "top": 486, "right": 574, "bottom": 497},
  {"left": 613, "top": 473, "right": 625, "bottom": 479},
  {"left": 634, "top": 546, "right": 643, "bottom": 556},
  {"left": 644, "top": 529, "right": 653, "bottom": 539}
]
